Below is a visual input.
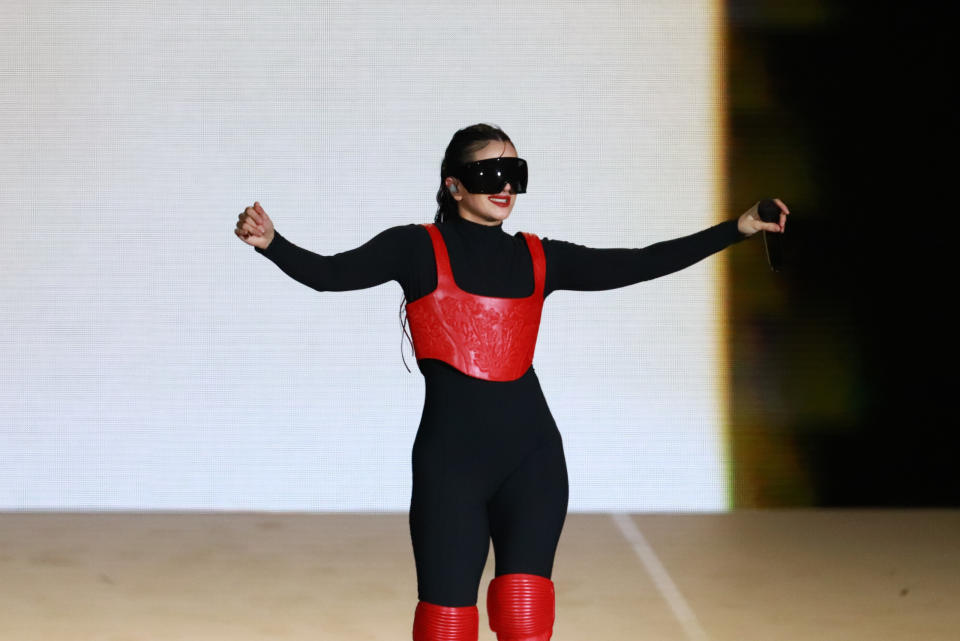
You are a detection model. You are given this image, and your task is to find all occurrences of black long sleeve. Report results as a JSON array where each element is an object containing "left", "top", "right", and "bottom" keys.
[
  {"left": 254, "top": 224, "right": 424, "bottom": 293},
  {"left": 541, "top": 218, "right": 748, "bottom": 294},
  {"left": 253, "top": 217, "right": 749, "bottom": 302}
]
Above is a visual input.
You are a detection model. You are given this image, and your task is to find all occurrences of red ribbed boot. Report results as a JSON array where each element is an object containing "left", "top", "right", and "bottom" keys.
[
  {"left": 412, "top": 601, "right": 479, "bottom": 641},
  {"left": 486, "top": 573, "right": 555, "bottom": 641}
]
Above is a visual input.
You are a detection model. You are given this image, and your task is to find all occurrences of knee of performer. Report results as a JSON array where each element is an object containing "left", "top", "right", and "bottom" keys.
[
  {"left": 412, "top": 600, "right": 479, "bottom": 641},
  {"left": 486, "top": 573, "right": 556, "bottom": 641}
]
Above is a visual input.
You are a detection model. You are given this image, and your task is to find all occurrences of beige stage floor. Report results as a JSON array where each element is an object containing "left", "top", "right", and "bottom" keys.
[{"left": 1, "top": 510, "right": 957, "bottom": 640}]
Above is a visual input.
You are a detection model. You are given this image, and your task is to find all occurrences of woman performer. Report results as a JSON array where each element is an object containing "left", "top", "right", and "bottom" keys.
[{"left": 235, "top": 123, "right": 789, "bottom": 641}]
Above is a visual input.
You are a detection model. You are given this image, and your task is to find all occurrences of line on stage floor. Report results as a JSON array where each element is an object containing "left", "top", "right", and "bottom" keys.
[{"left": 611, "top": 513, "right": 710, "bottom": 641}]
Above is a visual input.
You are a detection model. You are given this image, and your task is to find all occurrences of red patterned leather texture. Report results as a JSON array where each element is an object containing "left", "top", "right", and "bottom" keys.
[{"left": 405, "top": 223, "right": 546, "bottom": 382}]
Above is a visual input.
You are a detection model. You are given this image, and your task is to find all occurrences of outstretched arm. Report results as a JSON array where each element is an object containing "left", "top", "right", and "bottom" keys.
[
  {"left": 236, "top": 201, "right": 414, "bottom": 292},
  {"left": 543, "top": 200, "right": 789, "bottom": 296},
  {"left": 543, "top": 219, "right": 745, "bottom": 294}
]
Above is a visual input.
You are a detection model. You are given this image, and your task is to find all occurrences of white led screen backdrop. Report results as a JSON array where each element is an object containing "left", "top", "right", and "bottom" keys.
[{"left": 1, "top": 0, "right": 727, "bottom": 511}]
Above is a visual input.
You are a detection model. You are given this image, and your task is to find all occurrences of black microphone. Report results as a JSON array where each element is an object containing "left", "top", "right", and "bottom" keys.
[{"left": 757, "top": 198, "right": 784, "bottom": 272}]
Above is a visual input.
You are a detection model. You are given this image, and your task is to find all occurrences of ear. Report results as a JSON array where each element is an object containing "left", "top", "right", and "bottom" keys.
[{"left": 445, "top": 177, "right": 462, "bottom": 201}]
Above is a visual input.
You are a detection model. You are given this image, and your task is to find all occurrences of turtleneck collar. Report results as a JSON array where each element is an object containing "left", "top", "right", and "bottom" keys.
[{"left": 448, "top": 216, "right": 507, "bottom": 238}]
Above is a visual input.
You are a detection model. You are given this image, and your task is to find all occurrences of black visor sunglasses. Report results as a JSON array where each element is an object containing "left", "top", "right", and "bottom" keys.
[{"left": 454, "top": 157, "right": 528, "bottom": 194}]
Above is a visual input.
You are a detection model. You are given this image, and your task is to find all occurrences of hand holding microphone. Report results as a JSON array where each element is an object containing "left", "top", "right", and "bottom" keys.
[{"left": 738, "top": 198, "right": 790, "bottom": 272}]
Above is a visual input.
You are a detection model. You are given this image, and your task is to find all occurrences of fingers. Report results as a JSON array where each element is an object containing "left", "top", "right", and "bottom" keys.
[
  {"left": 236, "top": 215, "right": 263, "bottom": 237},
  {"left": 774, "top": 197, "right": 789, "bottom": 233},
  {"left": 251, "top": 202, "right": 271, "bottom": 228},
  {"left": 244, "top": 205, "right": 264, "bottom": 227},
  {"left": 235, "top": 202, "right": 271, "bottom": 245},
  {"left": 237, "top": 206, "right": 266, "bottom": 235},
  {"left": 235, "top": 224, "right": 256, "bottom": 240}
]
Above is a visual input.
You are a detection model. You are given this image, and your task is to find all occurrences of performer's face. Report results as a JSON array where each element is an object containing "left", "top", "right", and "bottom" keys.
[{"left": 446, "top": 140, "right": 519, "bottom": 226}]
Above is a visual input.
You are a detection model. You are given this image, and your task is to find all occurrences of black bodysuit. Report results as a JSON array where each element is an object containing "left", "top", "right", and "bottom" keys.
[{"left": 255, "top": 216, "right": 747, "bottom": 607}]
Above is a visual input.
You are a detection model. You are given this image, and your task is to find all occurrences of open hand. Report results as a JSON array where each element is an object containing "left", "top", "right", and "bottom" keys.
[
  {"left": 235, "top": 201, "right": 275, "bottom": 250},
  {"left": 738, "top": 198, "right": 789, "bottom": 237}
]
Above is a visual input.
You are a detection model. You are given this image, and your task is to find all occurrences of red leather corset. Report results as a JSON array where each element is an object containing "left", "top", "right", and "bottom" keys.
[{"left": 405, "top": 223, "right": 546, "bottom": 382}]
